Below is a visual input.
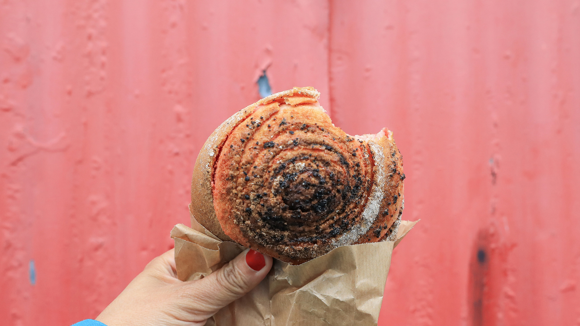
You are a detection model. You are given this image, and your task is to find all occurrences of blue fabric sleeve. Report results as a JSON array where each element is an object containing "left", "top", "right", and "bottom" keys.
[{"left": 72, "top": 320, "right": 107, "bottom": 326}]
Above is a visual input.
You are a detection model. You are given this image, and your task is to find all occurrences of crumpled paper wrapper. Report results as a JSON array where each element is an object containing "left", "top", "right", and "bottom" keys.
[{"left": 171, "top": 211, "right": 417, "bottom": 326}]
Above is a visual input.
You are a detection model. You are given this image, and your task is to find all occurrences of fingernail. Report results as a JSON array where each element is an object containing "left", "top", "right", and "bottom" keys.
[{"left": 246, "top": 249, "right": 266, "bottom": 271}]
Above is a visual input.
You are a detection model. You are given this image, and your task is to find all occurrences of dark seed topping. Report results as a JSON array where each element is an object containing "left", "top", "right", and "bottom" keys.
[{"left": 263, "top": 141, "right": 275, "bottom": 148}]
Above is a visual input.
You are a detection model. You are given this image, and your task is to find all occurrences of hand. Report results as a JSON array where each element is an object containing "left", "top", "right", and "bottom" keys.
[{"left": 96, "top": 248, "right": 273, "bottom": 326}]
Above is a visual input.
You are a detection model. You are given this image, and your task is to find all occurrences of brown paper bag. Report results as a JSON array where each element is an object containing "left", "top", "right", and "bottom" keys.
[{"left": 171, "top": 213, "right": 417, "bottom": 326}]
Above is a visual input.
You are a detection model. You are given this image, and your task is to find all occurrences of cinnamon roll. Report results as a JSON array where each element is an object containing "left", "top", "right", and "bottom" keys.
[{"left": 191, "top": 87, "right": 404, "bottom": 264}]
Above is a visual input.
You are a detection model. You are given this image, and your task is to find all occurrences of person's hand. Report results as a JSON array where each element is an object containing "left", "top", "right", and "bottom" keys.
[{"left": 96, "top": 248, "right": 273, "bottom": 326}]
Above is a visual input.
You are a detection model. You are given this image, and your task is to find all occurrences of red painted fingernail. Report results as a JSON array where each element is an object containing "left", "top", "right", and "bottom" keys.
[{"left": 246, "top": 249, "right": 266, "bottom": 271}]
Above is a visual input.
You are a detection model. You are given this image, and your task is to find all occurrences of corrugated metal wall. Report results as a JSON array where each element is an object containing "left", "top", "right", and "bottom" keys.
[{"left": 1, "top": 0, "right": 579, "bottom": 325}]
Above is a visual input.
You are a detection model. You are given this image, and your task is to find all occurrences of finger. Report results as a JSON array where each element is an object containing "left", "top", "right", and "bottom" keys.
[
  {"left": 159, "top": 248, "right": 177, "bottom": 275},
  {"left": 144, "top": 248, "right": 177, "bottom": 278},
  {"left": 182, "top": 249, "right": 272, "bottom": 316}
]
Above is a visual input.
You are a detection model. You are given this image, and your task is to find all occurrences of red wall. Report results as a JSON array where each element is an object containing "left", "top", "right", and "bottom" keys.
[{"left": 1, "top": 1, "right": 579, "bottom": 325}]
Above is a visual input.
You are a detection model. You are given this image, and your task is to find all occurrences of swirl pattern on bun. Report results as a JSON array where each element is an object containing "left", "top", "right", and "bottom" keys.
[{"left": 191, "top": 87, "right": 404, "bottom": 264}]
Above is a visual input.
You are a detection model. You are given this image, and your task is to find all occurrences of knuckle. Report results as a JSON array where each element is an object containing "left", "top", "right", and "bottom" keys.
[
  {"left": 215, "top": 262, "right": 249, "bottom": 296},
  {"left": 144, "top": 256, "right": 161, "bottom": 270},
  {"left": 175, "top": 288, "right": 215, "bottom": 320}
]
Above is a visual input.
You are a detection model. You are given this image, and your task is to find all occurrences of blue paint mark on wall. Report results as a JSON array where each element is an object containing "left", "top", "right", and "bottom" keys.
[
  {"left": 257, "top": 70, "right": 272, "bottom": 98},
  {"left": 29, "top": 260, "right": 36, "bottom": 285}
]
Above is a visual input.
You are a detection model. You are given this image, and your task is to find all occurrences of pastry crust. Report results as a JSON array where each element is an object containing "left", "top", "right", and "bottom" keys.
[
  {"left": 190, "top": 108, "right": 253, "bottom": 241},
  {"left": 191, "top": 87, "right": 404, "bottom": 264}
]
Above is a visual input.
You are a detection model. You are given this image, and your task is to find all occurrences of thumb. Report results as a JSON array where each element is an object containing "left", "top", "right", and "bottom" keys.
[{"left": 183, "top": 249, "right": 273, "bottom": 317}]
